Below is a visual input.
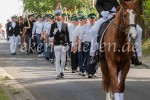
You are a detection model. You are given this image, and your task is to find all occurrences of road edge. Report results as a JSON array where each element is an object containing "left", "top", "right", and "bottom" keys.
[{"left": 0, "top": 68, "right": 36, "bottom": 100}]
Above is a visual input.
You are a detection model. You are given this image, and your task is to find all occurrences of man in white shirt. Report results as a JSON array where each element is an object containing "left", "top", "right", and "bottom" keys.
[
  {"left": 7, "top": 16, "right": 20, "bottom": 55},
  {"left": 50, "top": 9, "right": 70, "bottom": 79},
  {"left": 77, "top": 15, "right": 90, "bottom": 76},
  {"left": 68, "top": 16, "right": 80, "bottom": 73},
  {"left": 87, "top": 13, "right": 98, "bottom": 78},
  {"left": 32, "top": 15, "right": 44, "bottom": 57},
  {"left": 43, "top": 14, "right": 53, "bottom": 61}
]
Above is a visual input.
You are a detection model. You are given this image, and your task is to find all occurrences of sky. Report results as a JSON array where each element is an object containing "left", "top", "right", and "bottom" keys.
[{"left": 0, "top": 0, "right": 23, "bottom": 27}]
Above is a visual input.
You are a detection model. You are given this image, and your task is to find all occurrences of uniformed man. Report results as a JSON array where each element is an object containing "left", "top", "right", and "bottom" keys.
[
  {"left": 68, "top": 16, "right": 80, "bottom": 73},
  {"left": 43, "top": 14, "right": 54, "bottom": 61},
  {"left": 62, "top": 13, "right": 68, "bottom": 23},
  {"left": 7, "top": 16, "right": 20, "bottom": 55},
  {"left": 50, "top": 9, "right": 70, "bottom": 79},
  {"left": 87, "top": 13, "right": 98, "bottom": 78},
  {"left": 78, "top": 15, "right": 90, "bottom": 76},
  {"left": 5, "top": 19, "right": 11, "bottom": 41},
  {"left": 24, "top": 13, "right": 35, "bottom": 55},
  {"left": 62, "top": 13, "right": 70, "bottom": 71},
  {"left": 47, "top": 14, "right": 55, "bottom": 63},
  {"left": 19, "top": 16, "right": 24, "bottom": 45},
  {"left": 32, "top": 14, "right": 44, "bottom": 57}
]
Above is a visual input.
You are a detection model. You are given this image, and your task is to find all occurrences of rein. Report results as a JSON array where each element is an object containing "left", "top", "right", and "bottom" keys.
[{"left": 110, "top": 9, "right": 136, "bottom": 35}]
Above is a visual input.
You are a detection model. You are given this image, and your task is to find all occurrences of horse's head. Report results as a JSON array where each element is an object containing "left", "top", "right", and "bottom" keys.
[{"left": 119, "top": 0, "right": 138, "bottom": 42}]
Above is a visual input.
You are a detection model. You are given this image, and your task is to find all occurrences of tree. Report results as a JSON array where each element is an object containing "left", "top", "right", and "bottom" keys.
[
  {"left": 142, "top": 0, "right": 150, "bottom": 38},
  {"left": 22, "top": 0, "right": 93, "bottom": 13}
]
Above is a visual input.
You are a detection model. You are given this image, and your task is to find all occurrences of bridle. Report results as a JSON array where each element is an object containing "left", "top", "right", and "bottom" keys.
[
  {"left": 109, "top": 8, "right": 137, "bottom": 33},
  {"left": 109, "top": 8, "right": 137, "bottom": 42},
  {"left": 119, "top": 9, "right": 137, "bottom": 33}
]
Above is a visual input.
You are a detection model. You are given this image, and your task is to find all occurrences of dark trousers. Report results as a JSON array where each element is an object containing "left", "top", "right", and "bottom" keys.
[
  {"left": 49, "top": 46, "right": 55, "bottom": 60},
  {"left": 71, "top": 51, "right": 78, "bottom": 71},
  {"left": 88, "top": 63, "right": 97, "bottom": 75},
  {"left": 25, "top": 34, "right": 33, "bottom": 53},
  {"left": 78, "top": 51, "right": 82, "bottom": 72},
  {"left": 35, "top": 34, "right": 44, "bottom": 54},
  {"left": 81, "top": 42, "right": 91, "bottom": 73},
  {"left": 68, "top": 42, "right": 72, "bottom": 58},
  {"left": 44, "top": 43, "right": 50, "bottom": 58}
]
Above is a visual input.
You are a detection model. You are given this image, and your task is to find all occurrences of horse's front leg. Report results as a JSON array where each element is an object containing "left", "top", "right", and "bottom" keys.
[
  {"left": 100, "top": 59, "right": 111, "bottom": 100},
  {"left": 117, "top": 60, "right": 130, "bottom": 100},
  {"left": 107, "top": 60, "right": 120, "bottom": 100}
]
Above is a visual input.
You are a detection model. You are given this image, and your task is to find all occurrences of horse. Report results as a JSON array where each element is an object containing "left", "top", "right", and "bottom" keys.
[{"left": 99, "top": 0, "right": 138, "bottom": 100}]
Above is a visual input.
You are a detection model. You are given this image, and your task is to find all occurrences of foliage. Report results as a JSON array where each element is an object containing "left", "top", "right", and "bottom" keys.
[
  {"left": 8, "top": 85, "right": 22, "bottom": 95},
  {"left": 143, "top": 0, "right": 150, "bottom": 27},
  {"left": 141, "top": 0, "right": 150, "bottom": 38},
  {"left": 142, "top": 38, "right": 150, "bottom": 56},
  {"left": 0, "top": 75, "right": 10, "bottom": 81},
  {"left": 22, "top": 0, "right": 95, "bottom": 14}
]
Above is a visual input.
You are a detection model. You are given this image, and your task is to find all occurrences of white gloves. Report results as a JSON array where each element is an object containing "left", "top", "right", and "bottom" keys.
[
  {"left": 101, "top": 11, "right": 109, "bottom": 18},
  {"left": 101, "top": 11, "right": 116, "bottom": 20},
  {"left": 9, "top": 27, "right": 11, "bottom": 31},
  {"left": 53, "top": 28, "right": 58, "bottom": 35},
  {"left": 62, "top": 45, "right": 69, "bottom": 52}
]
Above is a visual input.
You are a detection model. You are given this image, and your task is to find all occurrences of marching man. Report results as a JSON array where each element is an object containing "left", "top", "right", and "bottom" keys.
[
  {"left": 7, "top": 16, "right": 20, "bottom": 55},
  {"left": 32, "top": 15, "right": 44, "bottom": 57},
  {"left": 50, "top": 9, "right": 70, "bottom": 79}
]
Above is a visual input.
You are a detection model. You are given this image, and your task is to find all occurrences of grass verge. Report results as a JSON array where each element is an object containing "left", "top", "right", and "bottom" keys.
[
  {"left": 0, "top": 85, "right": 9, "bottom": 100},
  {"left": 142, "top": 38, "right": 150, "bottom": 56}
]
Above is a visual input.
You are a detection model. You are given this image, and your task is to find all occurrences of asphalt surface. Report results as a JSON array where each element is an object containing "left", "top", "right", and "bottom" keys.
[{"left": 0, "top": 40, "right": 150, "bottom": 100}]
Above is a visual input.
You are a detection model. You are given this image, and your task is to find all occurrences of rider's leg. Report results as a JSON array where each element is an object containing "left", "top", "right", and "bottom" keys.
[
  {"left": 90, "top": 17, "right": 107, "bottom": 57},
  {"left": 132, "top": 24, "right": 142, "bottom": 65},
  {"left": 135, "top": 24, "right": 142, "bottom": 57}
]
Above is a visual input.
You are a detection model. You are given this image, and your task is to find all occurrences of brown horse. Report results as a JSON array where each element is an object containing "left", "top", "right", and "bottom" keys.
[{"left": 100, "top": 0, "right": 138, "bottom": 100}]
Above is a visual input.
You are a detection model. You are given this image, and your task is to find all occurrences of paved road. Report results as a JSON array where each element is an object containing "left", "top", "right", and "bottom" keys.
[{"left": 0, "top": 40, "right": 150, "bottom": 100}]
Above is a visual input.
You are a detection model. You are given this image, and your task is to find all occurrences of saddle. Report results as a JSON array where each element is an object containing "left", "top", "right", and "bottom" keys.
[{"left": 97, "top": 18, "right": 114, "bottom": 58}]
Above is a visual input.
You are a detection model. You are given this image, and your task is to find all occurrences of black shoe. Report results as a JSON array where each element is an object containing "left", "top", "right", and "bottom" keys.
[
  {"left": 60, "top": 73, "right": 64, "bottom": 78},
  {"left": 79, "top": 72, "right": 82, "bottom": 75},
  {"left": 11, "top": 53, "right": 14, "bottom": 55},
  {"left": 56, "top": 75, "right": 61, "bottom": 80},
  {"left": 72, "top": 70, "right": 75, "bottom": 73},
  {"left": 50, "top": 59, "right": 54, "bottom": 63},
  {"left": 82, "top": 72, "right": 86, "bottom": 76},
  {"left": 45, "top": 57, "right": 49, "bottom": 61},
  {"left": 132, "top": 56, "right": 142, "bottom": 66},
  {"left": 88, "top": 74, "right": 93, "bottom": 78},
  {"left": 134, "top": 59, "right": 142, "bottom": 66}
]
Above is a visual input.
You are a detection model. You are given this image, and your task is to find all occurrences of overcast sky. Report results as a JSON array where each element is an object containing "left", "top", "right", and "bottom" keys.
[{"left": 0, "top": 0, "right": 23, "bottom": 27}]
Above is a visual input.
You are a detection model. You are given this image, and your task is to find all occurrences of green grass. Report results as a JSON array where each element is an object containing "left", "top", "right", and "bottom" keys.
[
  {"left": 0, "top": 85, "right": 9, "bottom": 100},
  {"left": 0, "top": 75, "right": 11, "bottom": 81},
  {"left": 142, "top": 38, "right": 150, "bottom": 56},
  {"left": 8, "top": 85, "right": 22, "bottom": 95}
]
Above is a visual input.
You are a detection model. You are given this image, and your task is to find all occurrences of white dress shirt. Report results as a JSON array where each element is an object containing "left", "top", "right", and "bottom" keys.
[
  {"left": 68, "top": 23, "right": 76, "bottom": 42},
  {"left": 12, "top": 21, "right": 16, "bottom": 28},
  {"left": 46, "top": 22, "right": 52, "bottom": 35},
  {"left": 79, "top": 23, "right": 90, "bottom": 42},
  {"left": 43, "top": 21, "right": 48, "bottom": 32},
  {"left": 56, "top": 21, "right": 62, "bottom": 32},
  {"left": 72, "top": 26, "right": 80, "bottom": 46},
  {"left": 32, "top": 21, "right": 44, "bottom": 34}
]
